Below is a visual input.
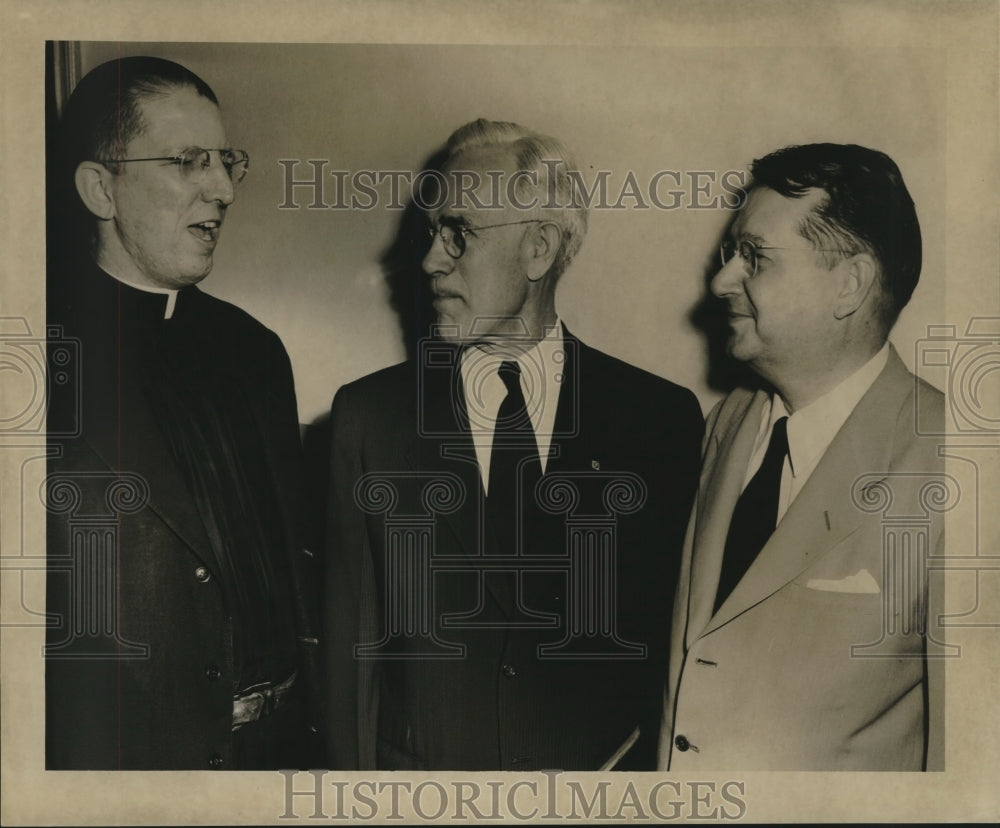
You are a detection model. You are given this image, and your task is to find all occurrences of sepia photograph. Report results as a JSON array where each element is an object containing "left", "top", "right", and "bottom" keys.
[{"left": 2, "top": 0, "right": 998, "bottom": 824}]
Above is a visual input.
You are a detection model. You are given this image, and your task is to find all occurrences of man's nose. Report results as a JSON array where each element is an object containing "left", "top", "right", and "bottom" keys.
[
  {"left": 201, "top": 156, "right": 235, "bottom": 206},
  {"left": 709, "top": 255, "right": 745, "bottom": 299},
  {"left": 422, "top": 231, "right": 454, "bottom": 276}
]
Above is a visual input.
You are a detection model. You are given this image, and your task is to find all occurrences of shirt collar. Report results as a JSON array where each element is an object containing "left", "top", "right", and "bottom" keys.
[
  {"left": 772, "top": 344, "right": 890, "bottom": 478},
  {"left": 460, "top": 320, "right": 564, "bottom": 381},
  {"left": 97, "top": 266, "right": 180, "bottom": 320},
  {"left": 459, "top": 319, "right": 564, "bottom": 420}
]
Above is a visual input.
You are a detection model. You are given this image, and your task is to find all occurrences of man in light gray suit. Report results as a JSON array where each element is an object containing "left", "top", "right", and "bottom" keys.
[{"left": 660, "top": 143, "right": 946, "bottom": 771}]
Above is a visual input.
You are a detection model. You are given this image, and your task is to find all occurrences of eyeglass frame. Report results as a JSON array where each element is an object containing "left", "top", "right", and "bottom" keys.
[
  {"left": 427, "top": 219, "right": 543, "bottom": 260},
  {"left": 720, "top": 237, "right": 849, "bottom": 278},
  {"left": 98, "top": 147, "right": 250, "bottom": 185}
]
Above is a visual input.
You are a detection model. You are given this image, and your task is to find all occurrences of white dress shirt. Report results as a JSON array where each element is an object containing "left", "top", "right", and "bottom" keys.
[
  {"left": 460, "top": 321, "right": 565, "bottom": 493},
  {"left": 744, "top": 344, "right": 890, "bottom": 524}
]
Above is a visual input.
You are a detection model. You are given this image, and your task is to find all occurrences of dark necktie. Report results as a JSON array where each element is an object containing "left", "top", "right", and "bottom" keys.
[
  {"left": 714, "top": 416, "right": 789, "bottom": 612},
  {"left": 485, "top": 361, "right": 542, "bottom": 555}
]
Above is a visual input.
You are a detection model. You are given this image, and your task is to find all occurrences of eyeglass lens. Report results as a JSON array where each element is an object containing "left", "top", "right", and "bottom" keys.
[
  {"left": 427, "top": 223, "right": 466, "bottom": 258},
  {"left": 720, "top": 239, "right": 755, "bottom": 274},
  {"left": 181, "top": 149, "right": 249, "bottom": 184}
]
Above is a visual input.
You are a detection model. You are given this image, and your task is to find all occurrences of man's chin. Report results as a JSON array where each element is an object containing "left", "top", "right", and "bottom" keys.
[
  {"left": 168, "top": 266, "right": 213, "bottom": 289},
  {"left": 725, "top": 336, "right": 755, "bottom": 364},
  {"left": 180, "top": 273, "right": 211, "bottom": 288}
]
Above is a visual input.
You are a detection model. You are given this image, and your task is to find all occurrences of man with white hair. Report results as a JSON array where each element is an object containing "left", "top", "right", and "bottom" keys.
[{"left": 324, "top": 119, "right": 703, "bottom": 770}]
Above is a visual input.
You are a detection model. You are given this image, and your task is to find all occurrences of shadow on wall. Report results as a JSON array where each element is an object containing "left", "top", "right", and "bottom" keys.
[
  {"left": 301, "top": 147, "right": 448, "bottom": 553},
  {"left": 382, "top": 146, "right": 452, "bottom": 365},
  {"left": 301, "top": 152, "right": 760, "bottom": 551}
]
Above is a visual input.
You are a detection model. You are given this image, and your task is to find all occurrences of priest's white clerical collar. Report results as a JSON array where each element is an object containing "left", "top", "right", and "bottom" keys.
[{"left": 100, "top": 268, "right": 179, "bottom": 319}]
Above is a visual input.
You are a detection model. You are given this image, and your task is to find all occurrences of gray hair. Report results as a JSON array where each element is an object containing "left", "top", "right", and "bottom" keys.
[{"left": 444, "top": 118, "right": 588, "bottom": 282}]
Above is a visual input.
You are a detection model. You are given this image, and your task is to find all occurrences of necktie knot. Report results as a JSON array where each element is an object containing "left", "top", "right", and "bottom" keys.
[
  {"left": 763, "top": 416, "right": 789, "bottom": 470},
  {"left": 497, "top": 360, "right": 521, "bottom": 395},
  {"left": 496, "top": 361, "right": 533, "bottom": 433}
]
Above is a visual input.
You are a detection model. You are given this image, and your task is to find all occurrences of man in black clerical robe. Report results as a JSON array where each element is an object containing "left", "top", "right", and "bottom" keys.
[{"left": 45, "top": 56, "right": 321, "bottom": 770}]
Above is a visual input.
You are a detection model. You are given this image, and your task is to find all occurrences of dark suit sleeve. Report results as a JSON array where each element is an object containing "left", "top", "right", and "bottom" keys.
[
  {"left": 260, "top": 330, "right": 327, "bottom": 766},
  {"left": 667, "top": 387, "right": 706, "bottom": 519},
  {"left": 644, "top": 378, "right": 705, "bottom": 572},
  {"left": 323, "top": 385, "right": 380, "bottom": 769},
  {"left": 45, "top": 452, "right": 127, "bottom": 769},
  {"left": 634, "top": 383, "right": 704, "bottom": 763}
]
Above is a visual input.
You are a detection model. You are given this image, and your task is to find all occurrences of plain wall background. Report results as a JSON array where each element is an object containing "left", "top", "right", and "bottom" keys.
[
  {"left": 4, "top": 4, "right": 996, "bottom": 824},
  {"left": 78, "top": 42, "right": 946, "bottom": 427}
]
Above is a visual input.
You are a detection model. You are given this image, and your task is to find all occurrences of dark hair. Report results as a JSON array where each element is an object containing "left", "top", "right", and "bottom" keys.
[
  {"left": 749, "top": 143, "right": 922, "bottom": 331},
  {"left": 50, "top": 57, "right": 218, "bottom": 261},
  {"left": 60, "top": 56, "right": 218, "bottom": 172}
]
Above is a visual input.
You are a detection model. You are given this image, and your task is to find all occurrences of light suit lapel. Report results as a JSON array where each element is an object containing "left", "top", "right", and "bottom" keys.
[
  {"left": 685, "top": 389, "right": 768, "bottom": 647},
  {"left": 698, "top": 350, "right": 912, "bottom": 637}
]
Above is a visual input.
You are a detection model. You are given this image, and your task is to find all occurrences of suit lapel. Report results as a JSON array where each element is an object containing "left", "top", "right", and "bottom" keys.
[
  {"left": 702, "top": 350, "right": 912, "bottom": 635},
  {"left": 545, "top": 329, "right": 581, "bottom": 474},
  {"left": 685, "top": 390, "right": 768, "bottom": 646},
  {"left": 408, "top": 349, "right": 485, "bottom": 559}
]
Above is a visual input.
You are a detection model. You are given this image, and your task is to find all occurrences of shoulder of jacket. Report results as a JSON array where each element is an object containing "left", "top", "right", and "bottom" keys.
[
  {"left": 332, "top": 360, "right": 413, "bottom": 410},
  {"left": 706, "top": 387, "right": 759, "bottom": 435},
  {"left": 574, "top": 338, "right": 699, "bottom": 404}
]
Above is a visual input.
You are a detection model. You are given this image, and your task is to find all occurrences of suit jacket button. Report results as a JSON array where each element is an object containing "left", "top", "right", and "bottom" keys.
[
  {"left": 209, "top": 754, "right": 224, "bottom": 769},
  {"left": 205, "top": 665, "right": 221, "bottom": 681},
  {"left": 502, "top": 664, "right": 517, "bottom": 678},
  {"left": 675, "top": 735, "right": 690, "bottom": 752},
  {"left": 194, "top": 566, "right": 211, "bottom": 583}
]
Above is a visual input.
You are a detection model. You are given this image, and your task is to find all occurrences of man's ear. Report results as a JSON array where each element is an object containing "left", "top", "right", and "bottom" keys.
[
  {"left": 74, "top": 161, "right": 117, "bottom": 221},
  {"left": 525, "top": 221, "right": 562, "bottom": 282},
  {"left": 833, "top": 252, "right": 878, "bottom": 319}
]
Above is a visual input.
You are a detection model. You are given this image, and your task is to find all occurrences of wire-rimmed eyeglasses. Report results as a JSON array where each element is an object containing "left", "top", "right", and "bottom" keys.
[
  {"left": 427, "top": 219, "right": 540, "bottom": 259},
  {"left": 101, "top": 147, "right": 250, "bottom": 185},
  {"left": 720, "top": 238, "right": 844, "bottom": 277}
]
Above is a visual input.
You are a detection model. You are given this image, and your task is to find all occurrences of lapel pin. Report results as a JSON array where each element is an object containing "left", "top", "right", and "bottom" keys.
[{"left": 591, "top": 460, "right": 600, "bottom": 470}]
